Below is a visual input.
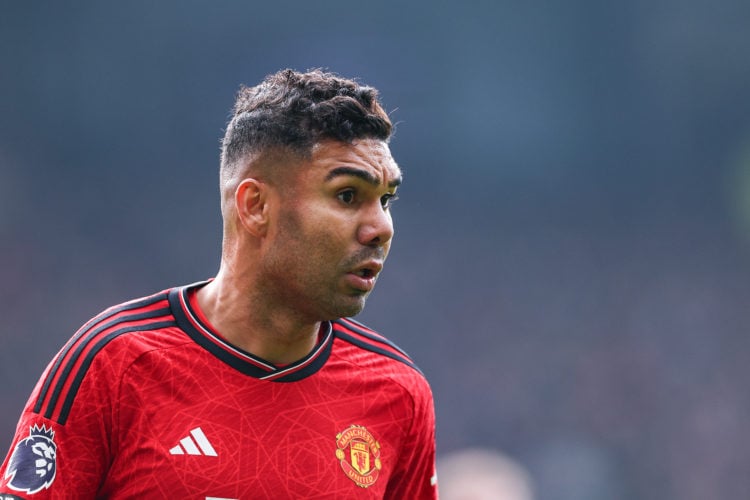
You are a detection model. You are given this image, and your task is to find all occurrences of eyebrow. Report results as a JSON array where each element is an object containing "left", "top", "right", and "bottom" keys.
[{"left": 324, "top": 166, "right": 402, "bottom": 188}]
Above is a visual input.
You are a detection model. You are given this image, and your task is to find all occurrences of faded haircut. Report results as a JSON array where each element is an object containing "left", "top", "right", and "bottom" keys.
[{"left": 220, "top": 69, "right": 393, "bottom": 173}]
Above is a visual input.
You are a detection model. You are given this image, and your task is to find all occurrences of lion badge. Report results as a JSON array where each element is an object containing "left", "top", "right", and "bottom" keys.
[{"left": 4, "top": 425, "right": 57, "bottom": 495}]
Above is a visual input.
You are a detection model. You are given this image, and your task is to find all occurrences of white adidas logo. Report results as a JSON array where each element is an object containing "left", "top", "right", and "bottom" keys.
[{"left": 169, "top": 427, "right": 217, "bottom": 457}]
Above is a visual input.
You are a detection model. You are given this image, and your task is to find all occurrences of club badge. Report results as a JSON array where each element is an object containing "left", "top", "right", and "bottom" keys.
[{"left": 335, "top": 425, "right": 382, "bottom": 488}]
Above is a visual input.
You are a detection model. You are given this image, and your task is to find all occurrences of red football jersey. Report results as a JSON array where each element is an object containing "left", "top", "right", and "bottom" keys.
[{"left": 0, "top": 282, "right": 437, "bottom": 499}]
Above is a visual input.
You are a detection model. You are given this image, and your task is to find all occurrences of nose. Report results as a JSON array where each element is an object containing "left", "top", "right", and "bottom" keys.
[{"left": 357, "top": 203, "right": 394, "bottom": 248}]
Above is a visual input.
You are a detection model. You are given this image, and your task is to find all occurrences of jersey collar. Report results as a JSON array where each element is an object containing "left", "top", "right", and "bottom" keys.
[{"left": 168, "top": 281, "right": 333, "bottom": 382}]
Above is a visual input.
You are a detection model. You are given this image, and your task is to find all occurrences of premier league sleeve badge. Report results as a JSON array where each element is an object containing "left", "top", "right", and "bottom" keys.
[{"left": 4, "top": 424, "right": 58, "bottom": 495}]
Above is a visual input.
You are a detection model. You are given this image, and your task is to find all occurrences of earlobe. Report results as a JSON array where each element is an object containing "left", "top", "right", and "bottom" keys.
[{"left": 235, "top": 178, "right": 269, "bottom": 237}]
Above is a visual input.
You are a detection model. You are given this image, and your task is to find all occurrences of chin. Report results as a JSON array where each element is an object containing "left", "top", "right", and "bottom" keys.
[{"left": 325, "top": 297, "right": 367, "bottom": 320}]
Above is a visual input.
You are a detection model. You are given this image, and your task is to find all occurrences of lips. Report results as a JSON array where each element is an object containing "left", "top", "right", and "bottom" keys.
[
  {"left": 351, "top": 261, "right": 383, "bottom": 279},
  {"left": 346, "top": 261, "right": 383, "bottom": 292}
]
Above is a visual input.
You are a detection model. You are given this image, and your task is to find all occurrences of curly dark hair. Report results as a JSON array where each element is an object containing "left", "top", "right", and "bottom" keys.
[{"left": 221, "top": 69, "right": 393, "bottom": 169}]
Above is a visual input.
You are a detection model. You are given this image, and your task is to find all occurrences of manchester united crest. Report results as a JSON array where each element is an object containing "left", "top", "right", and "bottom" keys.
[{"left": 335, "top": 425, "right": 382, "bottom": 488}]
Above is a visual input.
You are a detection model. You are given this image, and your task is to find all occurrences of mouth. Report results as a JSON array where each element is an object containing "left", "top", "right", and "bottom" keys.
[
  {"left": 345, "top": 261, "right": 383, "bottom": 292},
  {"left": 351, "top": 261, "right": 383, "bottom": 279},
  {"left": 354, "top": 268, "right": 375, "bottom": 278}
]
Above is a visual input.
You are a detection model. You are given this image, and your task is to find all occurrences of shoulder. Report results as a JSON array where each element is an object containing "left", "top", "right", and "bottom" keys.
[
  {"left": 31, "top": 287, "right": 185, "bottom": 425},
  {"left": 332, "top": 318, "right": 421, "bottom": 371},
  {"left": 330, "top": 319, "right": 436, "bottom": 449},
  {"left": 331, "top": 318, "right": 431, "bottom": 392},
  {"left": 66, "top": 288, "right": 182, "bottom": 360}
]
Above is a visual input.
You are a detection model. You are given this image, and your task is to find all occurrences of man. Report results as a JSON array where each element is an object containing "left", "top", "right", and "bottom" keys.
[{"left": 0, "top": 69, "right": 437, "bottom": 499}]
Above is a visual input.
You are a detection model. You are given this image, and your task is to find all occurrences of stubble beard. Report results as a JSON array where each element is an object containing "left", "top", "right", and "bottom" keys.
[
  {"left": 262, "top": 247, "right": 370, "bottom": 322},
  {"left": 262, "top": 210, "right": 374, "bottom": 322}
]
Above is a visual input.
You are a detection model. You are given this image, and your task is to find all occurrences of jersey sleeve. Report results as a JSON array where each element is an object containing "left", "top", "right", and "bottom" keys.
[
  {"left": 0, "top": 344, "right": 117, "bottom": 498},
  {"left": 384, "top": 375, "right": 438, "bottom": 499}
]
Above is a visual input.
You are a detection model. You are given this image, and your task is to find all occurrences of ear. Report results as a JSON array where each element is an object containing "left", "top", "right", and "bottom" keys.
[{"left": 235, "top": 178, "right": 270, "bottom": 237}]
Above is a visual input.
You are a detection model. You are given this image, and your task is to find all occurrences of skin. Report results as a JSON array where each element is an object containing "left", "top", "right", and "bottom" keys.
[{"left": 197, "top": 138, "right": 402, "bottom": 365}]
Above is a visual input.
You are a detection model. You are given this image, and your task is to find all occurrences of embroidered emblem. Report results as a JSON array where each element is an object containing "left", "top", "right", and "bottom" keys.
[
  {"left": 335, "top": 425, "right": 382, "bottom": 488},
  {"left": 4, "top": 425, "right": 57, "bottom": 495}
]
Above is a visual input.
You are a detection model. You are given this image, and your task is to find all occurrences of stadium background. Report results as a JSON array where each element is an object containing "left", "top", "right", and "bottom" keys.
[{"left": 2, "top": 1, "right": 750, "bottom": 498}]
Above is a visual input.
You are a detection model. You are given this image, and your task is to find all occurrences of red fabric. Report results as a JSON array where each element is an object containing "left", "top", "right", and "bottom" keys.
[{"left": 0, "top": 284, "right": 437, "bottom": 499}]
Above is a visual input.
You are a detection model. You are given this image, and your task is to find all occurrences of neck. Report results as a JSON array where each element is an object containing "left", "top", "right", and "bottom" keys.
[{"left": 196, "top": 267, "right": 321, "bottom": 365}]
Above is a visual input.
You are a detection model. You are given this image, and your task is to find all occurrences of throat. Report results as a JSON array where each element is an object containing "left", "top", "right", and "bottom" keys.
[{"left": 191, "top": 284, "right": 325, "bottom": 365}]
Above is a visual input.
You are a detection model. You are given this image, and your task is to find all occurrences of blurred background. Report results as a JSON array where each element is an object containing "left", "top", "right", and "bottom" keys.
[{"left": 2, "top": 1, "right": 750, "bottom": 498}]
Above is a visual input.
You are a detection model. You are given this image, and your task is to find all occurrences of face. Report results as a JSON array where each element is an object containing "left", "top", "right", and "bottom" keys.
[{"left": 259, "top": 139, "right": 402, "bottom": 321}]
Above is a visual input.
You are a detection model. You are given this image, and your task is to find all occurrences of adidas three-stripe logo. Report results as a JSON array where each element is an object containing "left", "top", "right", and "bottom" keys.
[{"left": 169, "top": 427, "right": 217, "bottom": 456}]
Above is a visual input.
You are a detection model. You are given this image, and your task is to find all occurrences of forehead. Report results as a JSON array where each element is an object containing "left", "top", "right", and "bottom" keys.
[{"left": 307, "top": 139, "right": 401, "bottom": 185}]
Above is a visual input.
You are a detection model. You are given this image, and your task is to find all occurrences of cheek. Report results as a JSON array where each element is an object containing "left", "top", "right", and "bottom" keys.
[
  {"left": 298, "top": 204, "right": 355, "bottom": 241},
  {"left": 276, "top": 199, "right": 360, "bottom": 259},
  {"left": 277, "top": 207, "right": 339, "bottom": 257}
]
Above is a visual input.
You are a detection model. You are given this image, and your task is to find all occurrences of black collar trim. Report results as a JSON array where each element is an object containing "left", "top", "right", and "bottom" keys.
[{"left": 168, "top": 282, "right": 332, "bottom": 382}]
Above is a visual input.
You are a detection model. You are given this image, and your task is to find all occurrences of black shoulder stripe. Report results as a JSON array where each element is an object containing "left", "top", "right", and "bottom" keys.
[
  {"left": 338, "top": 318, "right": 413, "bottom": 359},
  {"left": 39, "top": 308, "right": 169, "bottom": 418},
  {"left": 334, "top": 330, "right": 423, "bottom": 376},
  {"left": 56, "top": 319, "right": 176, "bottom": 425},
  {"left": 41, "top": 307, "right": 171, "bottom": 421},
  {"left": 33, "top": 293, "right": 168, "bottom": 415}
]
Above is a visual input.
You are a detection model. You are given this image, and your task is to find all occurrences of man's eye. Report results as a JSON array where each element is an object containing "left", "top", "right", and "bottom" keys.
[
  {"left": 337, "top": 190, "right": 356, "bottom": 204},
  {"left": 381, "top": 193, "right": 399, "bottom": 209}
]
